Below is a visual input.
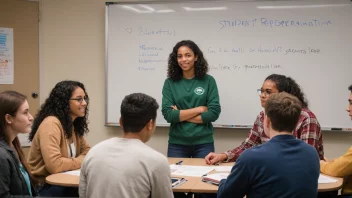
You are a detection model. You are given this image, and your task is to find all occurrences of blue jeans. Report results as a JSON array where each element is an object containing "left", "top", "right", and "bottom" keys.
[
  {"left": 38, "top": 183, "right": 79, "bottom": 197},
  {"left": 168, "top": 143, "right": 217, "bottom": 198},
  {"left": 167, "top": 142, "right": 215, "bottom": 158}
]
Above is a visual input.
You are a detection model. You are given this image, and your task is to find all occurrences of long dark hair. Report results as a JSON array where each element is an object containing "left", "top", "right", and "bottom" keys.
[
  {"left": 265, "top": 74, "right": 308, "bottom": 108},
  {"left": 167, "top": 40, "right": 208, "bottom": 81},
  {"left": 0, "top": 91, "right": 37, "bottom": 186},
  {"left": 29, "top": 80, "right": 89, "bottom": 141}
]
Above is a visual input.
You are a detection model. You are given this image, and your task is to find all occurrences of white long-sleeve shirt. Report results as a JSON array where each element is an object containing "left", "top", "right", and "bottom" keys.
[{"left": 79, "top": 137, "right": 174, "bottom": 198}]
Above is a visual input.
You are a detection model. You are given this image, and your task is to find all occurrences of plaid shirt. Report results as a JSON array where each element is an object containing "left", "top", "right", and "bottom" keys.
[{"left": 225, "top": 108, "right": 324, "bottom": 161}]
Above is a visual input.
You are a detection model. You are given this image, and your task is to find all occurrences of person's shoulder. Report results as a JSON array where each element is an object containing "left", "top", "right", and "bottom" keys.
[
  {"left": 298, "top": 140, "right": 318, "bottom": 152},
  {"left": 41, "top": 116, "right": 62, "bottom": 126},
  {"left": 203, "top": 74, "right": 215, "bottom": 81},
  {"left": 137, "top": 144, "right": 168, "bottom": 164},
  {"left": 164, "top": 77, "right": 172, "bottom": 83},
  {"left": 88, "top": 138, "right": 116, "bottom": 152},
  {"left": 301, "top": 108, "right": 318, "bottom": 119},
  {"left": 239, "top": 144, "right": 266, "bottom": 162},
  {"left": 37, "top": 116, "right": 63, "bottom": 135},
  {"left": 0, "top": 146, "right": 9, "bottom": 159},
  {"left": 254, "top": 111, "right": 265, "bottom": 123},
  {"left": 299, "top": 108, "right": 320, "bottom": 127},
  {"left": 0, "top": 146, "right": 12, "bottom": 164},
  {"left": 143, "top": 144, "right": 166, "bottom": 158}
]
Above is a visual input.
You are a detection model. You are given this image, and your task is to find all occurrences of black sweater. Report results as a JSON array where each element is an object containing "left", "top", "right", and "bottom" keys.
[{"left": 0, "top": 140, "right": 36, "bottom": 198}]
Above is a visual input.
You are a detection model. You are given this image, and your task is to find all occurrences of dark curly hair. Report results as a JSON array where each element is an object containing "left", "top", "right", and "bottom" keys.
[
  {"left": 29, "top": 80, "right": 89, "bottom": 141},
  {"left": 265, "top": 74, "right": 308, "bottom": 108},
  {"left": 167, "top": 40, "right": 208, "bottom": 81}
]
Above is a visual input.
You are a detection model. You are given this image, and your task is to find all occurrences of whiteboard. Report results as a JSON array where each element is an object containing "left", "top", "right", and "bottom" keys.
[{"left": 106, "top": 0, "right": 352, "bottom": 129}]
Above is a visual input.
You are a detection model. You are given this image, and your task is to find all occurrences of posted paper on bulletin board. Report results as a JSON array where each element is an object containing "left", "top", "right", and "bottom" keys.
[{"left": 0, "top": 27, "right": 14, "bottom": 84}]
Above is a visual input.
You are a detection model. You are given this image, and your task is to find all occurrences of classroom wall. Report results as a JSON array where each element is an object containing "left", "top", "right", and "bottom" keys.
[{"left": 39, "top": 0, "right": 352, "bottom": 159}]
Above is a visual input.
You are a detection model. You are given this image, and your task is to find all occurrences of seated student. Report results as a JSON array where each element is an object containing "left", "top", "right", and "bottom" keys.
[
  {"left": 79, "top": 93, "right": 173, "bottom": 198},
  {"left": 0, "top": 91, "right": 37, "bottom": 197},
  {"left": 205, "top": 74, "right": 324, "bottom": 164},
  {"left": 27, "top": 80, "right": 91, "bottom": 197},
  {"left": 320, "top": 85, "right": 352, "bottom": 198},
  {"left": 217, "top": 92, "right": 320, "bottom": 198}
]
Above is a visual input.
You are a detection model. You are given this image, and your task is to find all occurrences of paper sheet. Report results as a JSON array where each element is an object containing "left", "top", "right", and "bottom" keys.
[
  {"left": 204, "top": 173, "right": 230, "bottom": 182},
  {"left": 170, "top": 164, "right": 214, "bottom": 177},
  {"left": 214, "top": 166, "right": 232, "bottom": 172},
  {"left": 0, "top": 28, "right": 14, "bottom": 84},
  {"left": 318, "top": 174, "right": 338, "bottom": 184},
  {"left": 61, "top": 169, "right": 81, "bottom": 176}
]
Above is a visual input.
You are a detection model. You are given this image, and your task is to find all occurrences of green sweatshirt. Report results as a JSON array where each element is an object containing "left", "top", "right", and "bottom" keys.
[{"left": 162, "top": 74, "right": 221, "bottom": 145}]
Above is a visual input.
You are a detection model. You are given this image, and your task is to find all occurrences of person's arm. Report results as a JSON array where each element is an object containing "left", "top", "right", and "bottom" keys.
[
  {"left": 150, "top": 159, "right": 174, "bottom": 198},
  {"left": 320, "top": 147, "right": 352, "bottom": 177},
  {"left": 199, "top": 76, "right": 221, "bottom": 123},
  {"left": 162, "top": 79, "right": 206, "bottom": 123},
  {"left": 0, "top": 156, "right": 32, "bottom": 198},
  {"left": 79, "top": 162, "right": 87, "bottom": 198},
  {"left": 186, "top": 115, "right": 203, "bottom": 124},
  {"left": 218, "top": 155, "right": 250, "bottom": 198},
  {"left": 39, "top": 119, "right": 82, "bottom": 174},
  {"left": 224, "top": 113, "right": 264, "bottom": 162},
  {"left": 161, "top": 79, "right": 186, "bottom": 123},
  {"left": 76, "top": 136, "right": 90, "bottom": 162},
  {"left": 296, "top": 110, "right": 324, "bottom": 160},
  {"left": 179, "top": 107, "right": 206, "bottom": 122}
]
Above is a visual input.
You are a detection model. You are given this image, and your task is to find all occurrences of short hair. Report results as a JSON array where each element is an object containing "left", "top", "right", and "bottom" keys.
[
  {"left": 264, "top": 92, "right": 302, "bottom": 132},
  {"left": 120, "top": 93, "right": 159, "bottom": 133},
  {"left": 349, "top": 85, "right": 352, "bottom": 92},
  {"left": 167, "top": 40, "right": 208, "bottom": 81},
  {"left": 265, "top": 74, "right": 308, "bottom": 108}
]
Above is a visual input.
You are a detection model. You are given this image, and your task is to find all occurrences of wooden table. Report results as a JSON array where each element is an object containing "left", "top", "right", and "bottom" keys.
[{"left": 46, "top": 157, "right": 343, "bottom": 193}]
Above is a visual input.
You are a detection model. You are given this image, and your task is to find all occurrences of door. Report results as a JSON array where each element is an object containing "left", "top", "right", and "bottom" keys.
[{"left": 0, "top": 0, "right": 39, "bottom": 147}]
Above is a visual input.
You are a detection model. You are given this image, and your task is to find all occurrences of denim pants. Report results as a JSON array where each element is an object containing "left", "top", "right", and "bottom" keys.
[
  {"left": 168, "top": 142, "right": 217, "bottom": 198},
  {"left": 167, "top": 142, "right": 215, "bottom": 158}
]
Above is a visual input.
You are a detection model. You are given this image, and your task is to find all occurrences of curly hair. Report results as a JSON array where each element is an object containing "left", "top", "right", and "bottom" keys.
[
  {"left": 265, "top": 74, "right": 308, "bottom": 108},
  {"left": 167, "top": 40, "right": 208, "bottom": 81},
  {"left": 29, "top": 80, "right": 89, "bottom": 141}
]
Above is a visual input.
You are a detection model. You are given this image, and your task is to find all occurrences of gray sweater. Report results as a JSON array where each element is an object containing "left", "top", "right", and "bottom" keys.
[{"left": 79, "top": 138, "right": 174, "bottom": 198}]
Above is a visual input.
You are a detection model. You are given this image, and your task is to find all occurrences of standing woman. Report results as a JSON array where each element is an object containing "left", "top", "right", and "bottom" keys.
[
  {"left": 27, "top": 80, "right": 91, "bottom": 197},
  {"left": 0, "top": 91, "right": 37, "bottom": 197},
  {"left": 162, "top": 40, "right": 221, "bottom": 158}
]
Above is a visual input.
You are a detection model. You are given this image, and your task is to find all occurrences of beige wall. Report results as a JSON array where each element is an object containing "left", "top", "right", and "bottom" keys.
[{"left": 39, "top": 0, "right": 352, "bottom": 159}]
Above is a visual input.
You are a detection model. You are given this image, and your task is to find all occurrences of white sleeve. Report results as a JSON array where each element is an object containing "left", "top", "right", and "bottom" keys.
[
  {"left": 150, "top": 158, "right": 174, "bottom": 198},
  {"left": 79, "top": 162, "right": 87, "bottom": 198}
]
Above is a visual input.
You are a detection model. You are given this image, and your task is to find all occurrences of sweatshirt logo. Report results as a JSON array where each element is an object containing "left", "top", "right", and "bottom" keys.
[{"left": 194, "top": 87, "right": 205, "bottom": 95}]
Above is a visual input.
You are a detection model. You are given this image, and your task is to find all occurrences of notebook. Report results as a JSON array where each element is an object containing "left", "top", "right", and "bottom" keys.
[
  {"left": 171, "top": 177, "right": 187, "bottom": 188},
  {"left": 201, "top": 173, "right": 230, "bottom": 185}
]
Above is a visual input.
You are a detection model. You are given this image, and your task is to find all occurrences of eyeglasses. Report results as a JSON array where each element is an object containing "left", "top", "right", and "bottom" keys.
[
  {"left": 70, "top": 96, "right": 89, "bottom": 104},
  {"left": 257, "top": 89, "right": 273, "bottom": 97}
]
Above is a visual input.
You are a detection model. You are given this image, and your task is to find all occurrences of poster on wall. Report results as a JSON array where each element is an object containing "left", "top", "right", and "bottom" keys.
[{"left": 0, "top": 27, "right": 14, "bottom": 84}]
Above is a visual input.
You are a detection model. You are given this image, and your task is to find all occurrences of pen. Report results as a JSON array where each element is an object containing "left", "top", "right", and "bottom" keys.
[{"left": 176, "top": 160, "right": 183, "bottom": 165}]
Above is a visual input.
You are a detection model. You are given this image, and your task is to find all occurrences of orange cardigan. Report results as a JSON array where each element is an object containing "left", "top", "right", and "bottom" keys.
[{"left": 27, "top": 116, "right": 90, "bottom": 182}]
